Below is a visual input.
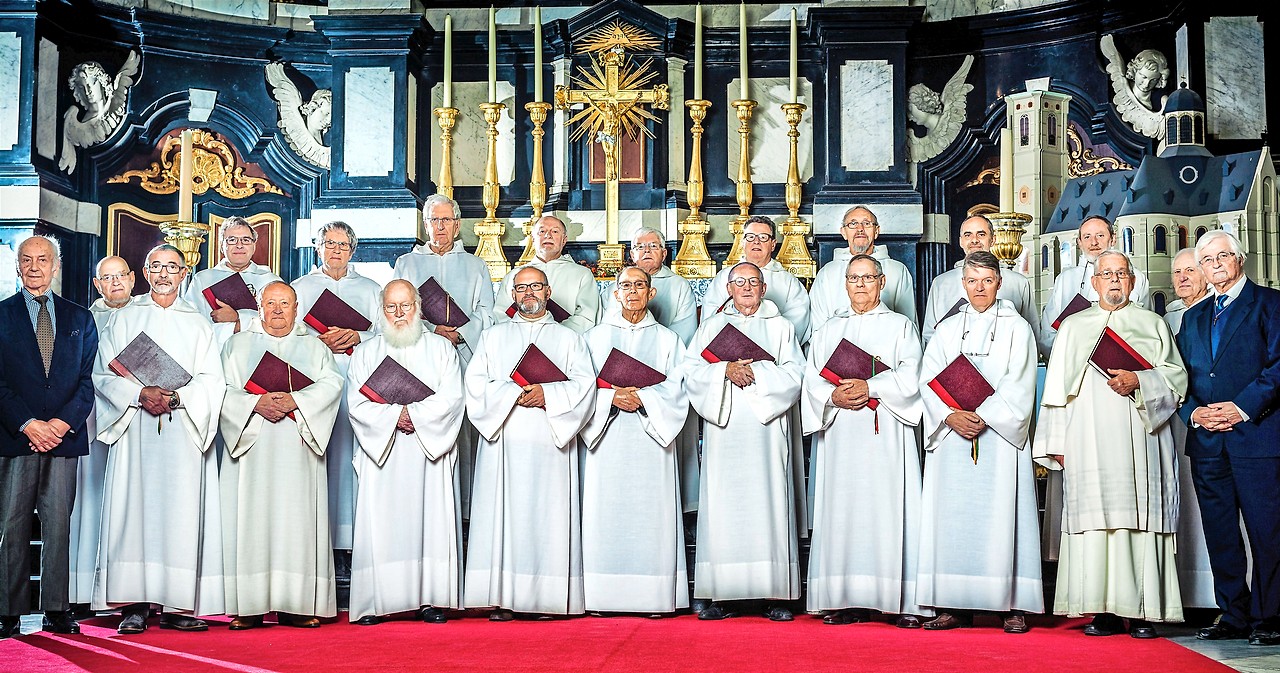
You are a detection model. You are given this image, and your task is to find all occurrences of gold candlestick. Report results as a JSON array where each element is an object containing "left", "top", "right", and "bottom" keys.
[
  {"left": 672, "top": 99, "right": 715, "bottom": 279},
  {"left": 518, "top": 101, "right": 552, "bottom": 266},
  {"left": 475, "top": 102, "right": 510, "bottom": 281},
  {"left": 161, "top": 220, "right": 211, "bottom": 272},
  {"left": 724, "top": 99, "right": 757, "bottom": 266},
  {"left": 989, "top": 211, "right": 1033, "bottom": 269},
  {"left": 776, "top": 102, "right": 815, "bottom": 281},
  {"left": 430, "top": 106, "right": 460, "bottom": 245}
]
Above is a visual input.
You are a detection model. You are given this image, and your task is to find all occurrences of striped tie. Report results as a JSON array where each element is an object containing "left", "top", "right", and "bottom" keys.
[{"left": 35, "top": 295, "right": 54, "bottom": 376}]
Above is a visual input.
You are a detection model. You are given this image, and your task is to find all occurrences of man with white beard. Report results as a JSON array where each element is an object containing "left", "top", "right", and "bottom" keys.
[
  {"left": 347, "top": 280, "right": 465, "bottom": 625},
  {"left": 220, "top": 282, "right": 344, "bottom": 630},
  {"left": 92, "top": 246, "right": 225, "bottom": 634},
  {"left": 494, "top": 216, "right": 599, "bottom": 334},
  {"left": 69, "top": 256, "right": 133, "bottom": 615},
  {"left": 811, "top": 206, "right": 916, "bottom": 331},
  {"left": 465, "top": 266, "right": 595, "bottom": 620},
  {"left": 183, "top": 216, "right": 284, "bottom": 346},
  {"left": 581, "top": 266, "right": 689, "bottom": 616}
]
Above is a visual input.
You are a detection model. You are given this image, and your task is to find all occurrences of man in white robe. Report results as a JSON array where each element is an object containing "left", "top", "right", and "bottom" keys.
[
  {"left": 802, "top": 254, "right": 926, "bottom": 628},
  {"left": 703, "top": 216, "right": 810, "bottom": 343},
  {"left": 920, "top": 215, "right": 1039, "bottom": 347},
  {"left": 917, "top": 251, "right": 1043, "bottom": 633},
  {"left": 92, "top": 246, "right": 225, "bottom": 633},
  {"left": 811, "top": 205, "right": 916, "bottom": 331},
  {"left": 685, "top": 262, "right": 805, "bottom": 622},
  {"left": 183, "top": 216, "right": 284, "bottom": 347},
  {"left": 1034, "top": 251, "right": 1186, "bottom": 638},
  {"left": 292, "top": 222, "right": 381, "bottom": 567},
  {"left": 581, "top": 267, "right": 689, "bottom": 615},
  {"left": 465, "top": 266, "right": 595, "bottom": 619},
  {"left": 494, "top": 215, "right": 598, "bottom": 334},
  {"left": 394, "top": 194, "right": 495, "bottom": 519},
  {"left": 69, "top": 256, "right": 133, "bottom": 613},
  {"left": 346, "top": 280, "right": 465, "bottom": 625},
  {"left": 220, "top": 282, "right": 344, "bottom": 629}
]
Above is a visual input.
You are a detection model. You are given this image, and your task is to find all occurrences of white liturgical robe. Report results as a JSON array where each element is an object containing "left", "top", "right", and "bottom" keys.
[
  {"left": 702, "top": 258, "right": 811, "bottom": 344},
  {"left": 1034, "top": 303, "right": 1186, "bottom": 621},
  {"left": 802, "top": 303, "right": 926, "bottom": 616},
  {"left": 293, "top": 266, "right": 382, "bottom": 551},
  {"left": 463, "top": 313, "right": 596, "bottom": 614},
  {"left": 183, "top": 261, "right": 284, "bottom": 347},
  {"left": 811, "top": 247, "right": 916, "bottom": 332},
  {"left": 495, "top": 254, "right": 599, "bottom": 334},
  {"left": 580, "top": 312, "right": 689, "bottom": 613},
  {"left": 920, "top": 263, "right": 1039, "bottom": 347},
  {"left": 1037, "top": 258, "right": 1150, "bottom": 356},
  {"left": 685, "top": 300, "right": 805, "bottom": 601},
  {"left": 346, "top": 333, "right": 466, "bottom": 621},
  {"left": 220, "top": 321, "right": 344, "bottom": 618},
  {"left": 91, "top": 295, "right": 225, "bottom": 615},
  {"left": 917, "top": 301, "right": 1044, "bottom": 614}
]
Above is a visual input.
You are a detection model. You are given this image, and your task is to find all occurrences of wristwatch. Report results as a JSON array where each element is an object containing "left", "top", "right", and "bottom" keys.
[{"left": 168, "top": 392, "right": 181, "bottom": 410}]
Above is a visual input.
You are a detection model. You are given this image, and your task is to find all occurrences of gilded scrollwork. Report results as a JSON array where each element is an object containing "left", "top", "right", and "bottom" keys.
[
  {"left": 108, "top": 129, "right": 283, "bottom": 199},
  {"left": 1066, "top": 125, "right": 1133, "bottom": 178}
]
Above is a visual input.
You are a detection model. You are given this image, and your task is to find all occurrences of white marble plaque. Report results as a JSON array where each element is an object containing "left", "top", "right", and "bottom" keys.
[
  {"left": 36, "top": 38, "right": 58, "bottom": 160},
  {"left": 169, "top": 0, "right": 269, "bottom": 22},
  {"left": 725, "top": 77, "right": 814, "bottom": 184},
  {"left": 303, "top": 206, "right": 421, "bottom": 244},
  {"left": 813, "top": 202, "right": 923, "bottom": 237},
  {"left": 406, "top": 76, "right": 417, "bottom": 183},
  {"left": 1204, "top": 16, "right": 1267, "bottom": 140},
  {"left": 839, "top": 60, "right": 894, "bottom": 172},
  {"left": 429, "top": 81, "right": 516, "bottom": 187},
  {"left": 343, "top": 66, "right": 395, "bottom": 177},
  {"left": 0, "top": 33, "right": 19, "bottom": 152}
]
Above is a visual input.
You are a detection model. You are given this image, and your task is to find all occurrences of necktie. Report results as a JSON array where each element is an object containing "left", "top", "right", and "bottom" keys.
[
  {"left": 1211, "top": 294, "right": 1229, "bottom": 359},
  {"left": 35, "top": 295, "right": 54, "bottom": 376}
]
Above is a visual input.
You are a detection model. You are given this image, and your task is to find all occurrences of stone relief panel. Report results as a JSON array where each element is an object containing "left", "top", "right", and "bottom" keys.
[
  {"left": 266, "top": 62, "right": 331, "bottom": 170},
  {"left": 58, "top": 50, "right": 141, "bottom": 173},
  {"left": 1101, "top": 34, "right": 1168, "bottom": 140},
  {"left": 907, "top": 54, "right": 974, "bottom": 167}
]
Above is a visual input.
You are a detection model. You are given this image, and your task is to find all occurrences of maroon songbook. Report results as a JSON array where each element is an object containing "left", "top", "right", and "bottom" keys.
[
  {"left": 108, "top": 332, "right": 192, "bottom": 391},
  {"left": 504, "top": 299, "right": 571, "bottom": 322},
  {"left": 510, "top": 343, "right": 569, "bottom": 387},
  {"left": 819, "top": 338, "right": 891, "bottom": 411},
  {"left": 201, "top": 273, "right": 258, "bottom": 312},
  {"left": 1089, "top": 326, "right": 1154, "bottom": 376},
  {"left": 927, "top": 355, "right": 995, "bottom": 413},
  {"left": 595, "top": 349, "right": 667, "bottom": 389},
  {"left": 245, "top": 351, "right": 315, "bottom": 420},
  {"left": 302, "top": 289, "right": 372, "bottom": 355},
  {"left": 418, "top": 277, "right": 470, "bottom": 328},
  {"left": 1050, "top": 293, "right": 1092, "bottom": 330},
  {"left": 359, "top": 356, "right": 434, "bottom": 405},
  {"left": 937, "top": 298, "right": 967, "bottom": 327},
  {"left": 700, "top": 323, "right": 775, "bottom": 364}
]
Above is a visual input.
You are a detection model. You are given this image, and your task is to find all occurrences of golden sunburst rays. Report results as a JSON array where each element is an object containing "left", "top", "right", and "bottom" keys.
[
  {"left": 577, "top": 20, "right": 661, "bottom": 54},
  {"left": 563, "top": 54, "right": 664, "bottom": 143}
]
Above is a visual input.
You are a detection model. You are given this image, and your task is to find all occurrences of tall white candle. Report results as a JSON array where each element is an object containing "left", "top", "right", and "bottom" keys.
[
  {"left": 789, "top": 8, "right": 798, "bottom": 104},
  {"left": 693, "top": 4, "right": 703, "bottom": 100},
  {"left": 488, "top": 6, "right": 497, "bottom": 103},
  {"left": 178, "top": 129, "right": 193, "bottom": 222},
  {"left": 534, "top": 7, "right": 543, "bottom": 103},
  {"left": 999, "top": 127, "right": 1014, "bottom": 212},
  {"left": 443, "top": 14, "right": 453, "bottom": 108},
  {"left": 739, "top": 3, "right": 748, "bottom": 101}
]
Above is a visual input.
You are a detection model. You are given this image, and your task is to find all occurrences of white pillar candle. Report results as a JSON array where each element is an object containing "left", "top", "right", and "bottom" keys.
[
  {"left": 178, "top": 129, "right": 193, "bottom": 222},
  {"left": 443, "top": 14, "right": 453, "bottom": 108},
  {"left": 534, "top": 7, "right": 543, "bottom": 103},
  {"left": 789, "top": 8, "right": 798, "bottom": 104},
  {"left": 1000, "top": 127, "right": 1015, "bottom": 212},
  {"left": 739, "top": 3, "right": 748, "bottom": 101},
  {"left": 488, "top": 6, "right": 497, "bottom": 103},
  {"left": 693, "top": 4, "right": 703, "bottom": 100}
]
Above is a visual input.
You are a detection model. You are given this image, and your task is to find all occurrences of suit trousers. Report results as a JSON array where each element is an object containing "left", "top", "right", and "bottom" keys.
[{"left": 0, "top": 453, "right": 77, "bottom": 615}]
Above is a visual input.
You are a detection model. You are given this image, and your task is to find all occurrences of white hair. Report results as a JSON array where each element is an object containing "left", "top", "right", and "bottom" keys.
[
  {"left": 1095, "top": 249, "right": 1133, "bottom": 273},
  {"left": 631, "top": 227, "right": 665, "bottom": 246},
  {"left": 422, "top": 193, "right": 462, "bottom": 221},
  {"left": 1194, "top": 229, "right": 1246, "bottom": 263}
]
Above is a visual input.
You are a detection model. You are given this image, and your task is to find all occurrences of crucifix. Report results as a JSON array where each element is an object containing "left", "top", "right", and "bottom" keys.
[{"left": 555, "top": 22, "right": 669, "bottom": 276}]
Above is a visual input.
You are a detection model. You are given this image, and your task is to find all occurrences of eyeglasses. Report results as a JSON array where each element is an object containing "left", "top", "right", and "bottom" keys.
[
  {"left": 224, "top": 236, "right": 257, "bottom": 246},
  {"left": 743, "top": 233, "right": 774, "bottom": 243},
  {"left": 97, "top": 272, "right": 131, "bottom": 282},
  {"left": 1199, "top": 251, "right": 1239, "bottom": 267},
  {"left": 1094, "top": 270, "right": 1132, "bottom": 281},
  {"left": 321, "top": 240, "right": 353, "bottom": 251},
  {"left": 618, "top": 281, "right": 650, "bottom": 291},
  {"left": 632, "top": 243, "right": 664, "bottom": 252},
  {"left": 842, "top": 220, "right": 878, "bottom": 230},
  {"left": 729, "top": 277, "right": 762, "bottom": 288},
  {"left": 382, "top": 302, "right": 415, "bottom": 314},
  {"left": 427, "top": 217, "right": 458, "bottom": 226},
  {"left": 146, "top": 262, "right": 185, "bottom": 274},
  {"left": 513, "top": 282, "right": 548, "bottom": 293},
  {"left": 845, "top": 273, "right": 884, "bottom": 285}
]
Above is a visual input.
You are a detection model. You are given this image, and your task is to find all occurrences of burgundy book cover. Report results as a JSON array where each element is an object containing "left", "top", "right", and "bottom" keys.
[
  {"left": 245, "top": 351, "right": 314, "bottom": 420},
  {"left": 359, "top": 356, "right": 434, "bottom": 405},
  {"left": 510, "top": 343, "right": 569, "bottom": 387},
  {"left": 595, "top": 348, "right": 667, "bottom": 389},
  {"left": 302, "top": 289, "right": 372, "bottom": 355},
  {"left": 108, "top": 332, "right": 192, "bottom": 391},
  {"left": 1090, "top": 326, "right": 1154, "bottom": 373},
  {"left": 926, "top": 354, "right": 995, "bottom": 412},
  {"left": 819, "top": 338, "right": 891, "bottom": 410},
  {"left": 201, "top": 273, "right": 258, "bottom": 312},
  {"left": 418, "top": 277, "right": 470, "bottom": 328},
  {"left": 937, "top": 298, "right": 967, "bottom": 327},
  {"left": 700, "top": 323, "right": 775, "bottom": 364},
  {"left": 1050, "top": 293, "right": 1092, "bottom": 330},
  {"left": 504, "top": 299, "right": 571, "bottom": 322}
]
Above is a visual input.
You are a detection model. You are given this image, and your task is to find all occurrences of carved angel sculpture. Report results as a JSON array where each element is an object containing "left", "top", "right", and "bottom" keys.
[
  {"left": 907, "top": 55, "right": 975, "bottom": 165},
  {"left": 265, "top": 62, "right": 332, "bottom": 170},
  {"left": 1101, "top": 34, "right": 1168, "bottom": 141},
  {"left": 58, "top": 51, "right": 141, "bottom": 174}
]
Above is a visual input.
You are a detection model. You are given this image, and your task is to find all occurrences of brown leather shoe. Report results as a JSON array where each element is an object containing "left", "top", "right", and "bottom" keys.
[
  {"left": 1003, "top": 613, "right": 1030, "bottom": 634},
  {"left": 277, "top": 613, "right": 321, "bottom": 628},
  {"left": 228, "top": 615, "right": 263, "bottom": 631},
  {"left": 922, "top": 612, "right": 970, "bottom": 630}
]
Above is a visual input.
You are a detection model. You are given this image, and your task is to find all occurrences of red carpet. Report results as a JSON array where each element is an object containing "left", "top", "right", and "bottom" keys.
[{"left": 0, "top": 613, "right": 1232, "bottom": 673}]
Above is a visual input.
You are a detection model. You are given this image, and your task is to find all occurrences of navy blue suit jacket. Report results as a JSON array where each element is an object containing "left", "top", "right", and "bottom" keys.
[
  {"left": 0, "top": 292, "right": 97, "bottom": 458},
  {"left": 1176, "top": 279, "right": 1280, "bottom": 459}
]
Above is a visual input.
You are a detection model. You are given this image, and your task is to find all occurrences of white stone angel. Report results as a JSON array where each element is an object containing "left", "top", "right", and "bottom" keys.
[
  {"left": 265, "top": 62, "right": 331, "bottom": 169},
  {"left": 58, "top": 51, "right": 141, "bottom": 174},
  {"left": 907, "top": 54, "right": 975, "bottom": 165},
  {"left": 1101, "top": 34, "right": 1169, "bottom": 140}
]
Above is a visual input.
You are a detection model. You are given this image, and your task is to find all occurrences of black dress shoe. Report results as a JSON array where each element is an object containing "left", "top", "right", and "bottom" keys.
[
  {"left": 0, "top": 616, "right": 21, "bottom": 639},
  {"left": 419, "top": 606, "right": 447, "bottom": 624},
  {"left": 1129, "top": 619, "right": 1159, "bottom": 639},
  {"left": 354, "top": 615, "right": 380, "bottom": 626},
  {"left": 117, "top": 611, "right": 148, "bottom": 635},
  {"left": 42, "top": 611, "right": 80, "bottom": 635},
  {"left": 698, "top": 603, "right": 738, "bottom": 621},
  {"left": 896, "top": 614, "right": 922, "bottom": 629},
  {"left": 823, "top": 608, "right": 868, "bottom": 625},
  {"left": 1083, "top": 613, "right": 1125, "bottom": 637},
  {"left": 764, "top": 605, "right": 794, "bottom": 622},
  {"left": 160, "top": 614, "right": 208, "bottom": 632},
  {"left": 488, "top": 609, "right": 514, "bottom": 622},
  {"left": 691, "top": 598, "right": 711, "bottom": 615},
  {"left": 1198, "top": 621, "right": 1250, "bottom": 640},
  {"left": 1250, "top": 628, "right": 1280, "bottom": 646}
]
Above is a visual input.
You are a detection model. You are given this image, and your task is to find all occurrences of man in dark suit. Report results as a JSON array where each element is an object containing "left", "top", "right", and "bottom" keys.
[
  {"left": 1176, "top": 229, "right": 1280, "bottom": 647},
  {"left": 0, "top": 235, "right": 97, "bottom": 638}
]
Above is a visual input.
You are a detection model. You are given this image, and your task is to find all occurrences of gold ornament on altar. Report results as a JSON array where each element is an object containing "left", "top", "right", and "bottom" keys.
[
  {"left": 989, "top": 211, "right": 1033, "bottom": 269},
  {"left": 108, "top": 129, "right": 283, "bottom": 199}
]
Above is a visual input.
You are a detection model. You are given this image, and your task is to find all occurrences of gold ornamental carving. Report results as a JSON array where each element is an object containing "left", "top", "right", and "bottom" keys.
[
  {"left": 1066, "top": 126, "right": 1133, "bottom": 179},
  {"left": 108, "top": 129, "right": 283, "bottom": 199}
]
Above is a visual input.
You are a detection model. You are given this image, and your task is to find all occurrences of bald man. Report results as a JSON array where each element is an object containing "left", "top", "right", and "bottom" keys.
[{"left": 494, "top": 216, "right": 599, "bottom": 334}]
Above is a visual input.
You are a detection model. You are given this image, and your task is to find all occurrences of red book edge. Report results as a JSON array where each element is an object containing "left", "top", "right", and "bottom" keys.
[
  {"left": 595, "top": 377, "right": 612, "bottom": 389},
  {"left": 505, "top": 303, "right": 517, "bottom": 318},
  {"left": 927, "top": 377, "right": 963, "bottom": 411},
  {"left": 1101, "top": 326, "right": 1154, "bottom": 370},
  {"left": 358, "top": 383, "right": 390, "bottom": 405},
  {"left": 700, "top": 347, "right": 722, "bottom": 364},
  {"left": 1051, "top": 294, "right": 1091, "bottom": 330},
  {"left": 512, "top": 370, "right": 532, "bottom": 388},
  {"left": 107, "top": 358, "right": 143, "bottom": 387},
  {"left": 201, "top": 287, "right": 219, "bottom": 310},
  {"left": 302, "top": 313, "right": 331, "bottom": 334},
  {"left": 820, "top": 367, "right": 881, "bottom": 410}
]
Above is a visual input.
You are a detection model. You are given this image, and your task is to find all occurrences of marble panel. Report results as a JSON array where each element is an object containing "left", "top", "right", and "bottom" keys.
[
  {"left": 839, "top": 60, "right": 894, "bottom": 173},
  {"left": 1204, "top": 16, "right": 1267, "bottom": 140},
  {"left": 725, "top": 77, "right": 814, "bottom": 184},
  {"left": 667, "top": 56, "right": 687, "bottom": 190},
  {"left": 327, "top": 0, "right": 411, "bottom": 12},
  {"left": 188, "top": 88, "right": 218, "bottom": 123},
  {"left": 551, "top": 58, "right": 570, "bottom": 192},
  {"left": 167, "top": 0, "right": 268, "bottom": 22},
  {"left": 429, "top": 80, "right": 516, "bottom": 187},
  {"left": 301, "top": 206, "right": 420, "bottom": 245},
  {"left": 36, "top": 38, "right": 58, "bottom": 160},
  {"left": 0, "top": 33, "right": 19, "bottom": 152},
  {"left": 813, "top": 202, "right": 923, "bottom": 236},
  {"left": 0, "top": 185, "right": 38, "bottom": 219},
  {"left": 550, "top": 207, "right": 685, "bottom": 245},
  {"left": 922, "top": 0, "right": 1058, "bottom": 22},
  {"left": 1176, "top": 24, "right": 1191, "bottom": 87},
  {"left": 343, "top": 66, "right": 395, "bottom": 177},
  {"left": 406, "top": 76, "right": 417, "bottom": 183}
]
